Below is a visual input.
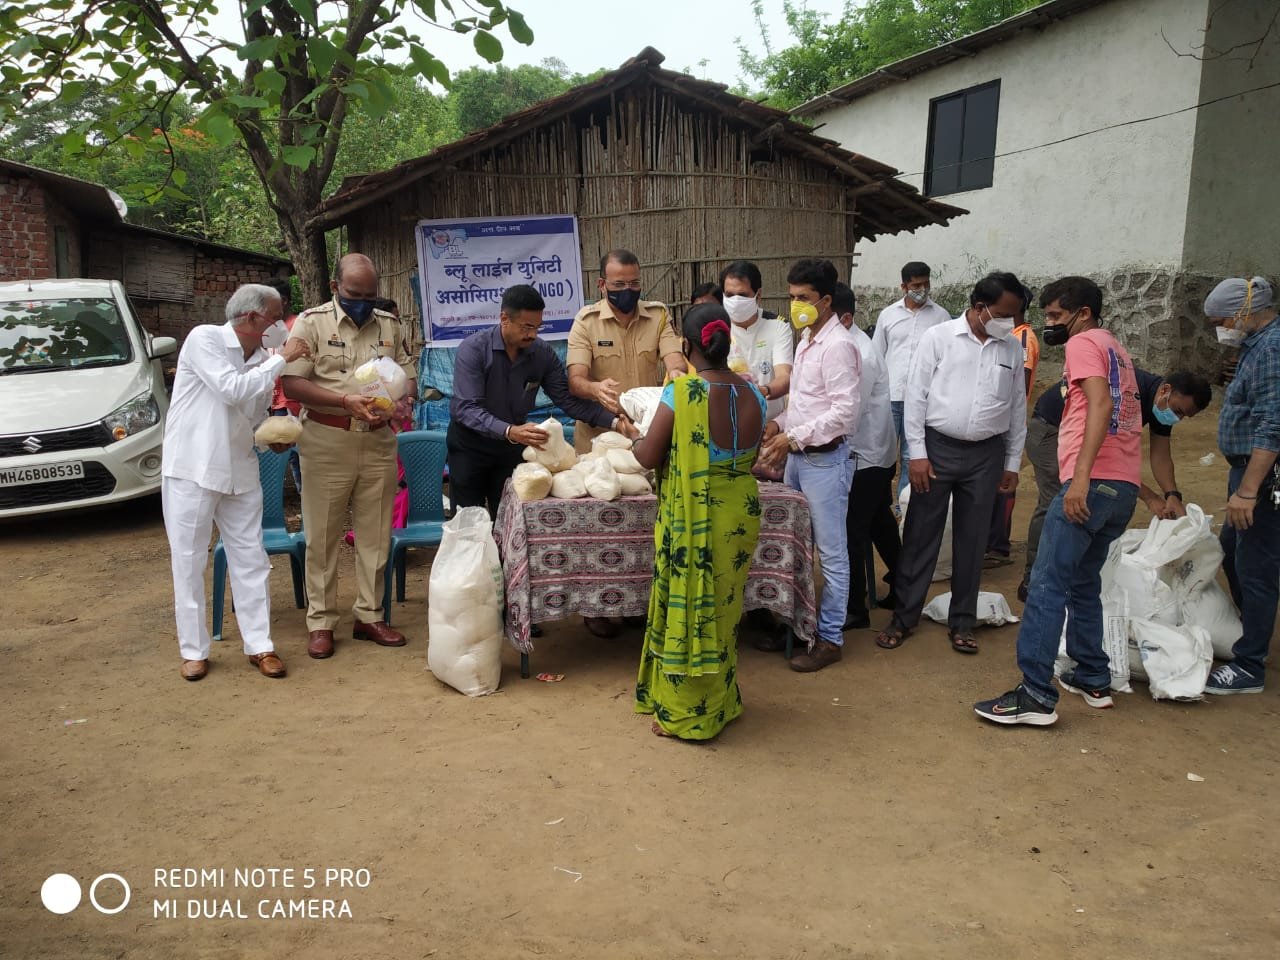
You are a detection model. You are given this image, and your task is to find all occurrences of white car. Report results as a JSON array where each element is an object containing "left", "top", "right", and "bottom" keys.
[{"left": 0, "top": 278, "right": 176, "bottom": 519}]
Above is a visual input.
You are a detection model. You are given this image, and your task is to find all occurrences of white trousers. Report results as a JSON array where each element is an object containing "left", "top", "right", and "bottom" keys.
[{"left": 162, "top": 476, "right": 274, "bottom": 661}]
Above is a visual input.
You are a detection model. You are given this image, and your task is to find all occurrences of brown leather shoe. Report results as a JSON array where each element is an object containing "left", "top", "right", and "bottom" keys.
[
  {"left": 353, "top": 620, "right": 406, "bottom": 646},
  {"left": 583, "top": 616, "right": 621, "bottom": 638},
  {"left": 248, "top": 651, "right": 287, "bottom": 677},
  {"left": 307, "top": 629, "right": 335, "bottom": 659},
  {"left": 180, "top": 659, "right": 208, "bottom": 681},
  {"left": 789, "top": 639, "right": 842, "bottom": 673}
]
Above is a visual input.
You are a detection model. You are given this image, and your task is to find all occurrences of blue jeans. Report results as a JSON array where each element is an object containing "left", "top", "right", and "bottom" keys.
[
  {"left": 891, "top": 400, "right": 909, "bottom": 496},
  {"left": 785, "top": 444, "right": 854, "bottom": 645},
  {"left": 1221, "top": 465, "right": 1280, "bottom": 676},
  {"left": 1016, "top": 479, "right": 1138, "bottom": 707}
]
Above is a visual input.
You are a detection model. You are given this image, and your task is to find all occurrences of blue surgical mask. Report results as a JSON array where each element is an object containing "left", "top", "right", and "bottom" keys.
[
  {"left": 1153, "top": 395, "right": 1181, "bottom": 426},
  {"left": 338, "top": 296, "right": 375, "bottom": 326}
]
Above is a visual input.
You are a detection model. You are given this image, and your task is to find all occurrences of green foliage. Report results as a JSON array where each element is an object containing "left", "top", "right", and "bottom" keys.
[
  {"left": 739, "top": 0, "right": 1044, "bottom": 109},
  {"left": 0, "top": 0, "right": 537, "bottom": 299}
]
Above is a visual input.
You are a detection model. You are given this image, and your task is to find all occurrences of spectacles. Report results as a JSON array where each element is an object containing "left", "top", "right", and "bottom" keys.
[{"left": 603, "top": 280, "right": 642, "bottom": 291}]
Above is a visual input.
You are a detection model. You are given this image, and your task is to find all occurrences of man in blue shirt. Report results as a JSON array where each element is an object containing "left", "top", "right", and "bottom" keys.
[
  {"left": 1203, "top": 276, "right": 1280, "bottom": 695},
  {"left": 448, "top": 284, "right": 633, "bottom": 517}
]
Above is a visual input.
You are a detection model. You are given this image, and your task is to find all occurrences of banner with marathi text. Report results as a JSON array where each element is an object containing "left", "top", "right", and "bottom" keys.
[{"left": 415, "top": 214, "right": 583, "bottom": 343}]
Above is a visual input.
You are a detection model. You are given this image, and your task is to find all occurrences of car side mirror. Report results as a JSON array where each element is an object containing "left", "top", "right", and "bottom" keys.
[{"left": 151, "top": 336, "right": 177, "bottom": 359}]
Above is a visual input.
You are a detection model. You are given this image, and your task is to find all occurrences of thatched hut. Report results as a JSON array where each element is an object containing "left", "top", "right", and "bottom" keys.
[{"left": 311, "top": 47, "right": 964, "bottom": 329}]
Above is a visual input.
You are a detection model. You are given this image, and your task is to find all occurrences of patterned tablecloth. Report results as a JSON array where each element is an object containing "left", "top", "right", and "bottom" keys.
[{"left": 494, "top": 480, "right": 817, "bottom": 654}]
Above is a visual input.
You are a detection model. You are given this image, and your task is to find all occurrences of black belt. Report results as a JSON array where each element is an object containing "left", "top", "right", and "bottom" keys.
[
  {"left": 1226, "top": 454, "right": 1250, "bottom": 468},
  {"left": 801, "top": 438, "right": 841, "bottom": 454}
]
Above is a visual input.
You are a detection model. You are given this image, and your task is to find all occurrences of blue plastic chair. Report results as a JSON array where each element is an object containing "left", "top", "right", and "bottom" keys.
[
  {"left": 211, "top": 448, "right": 306, "bottom": 641},
  {"left": 383, "top": 430, "right": 448, "bottom": 625}
]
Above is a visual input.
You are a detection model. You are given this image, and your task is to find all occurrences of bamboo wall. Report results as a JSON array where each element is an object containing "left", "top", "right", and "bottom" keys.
[{"left": 344, "top": 83, "right": 856, "bottom": 329}]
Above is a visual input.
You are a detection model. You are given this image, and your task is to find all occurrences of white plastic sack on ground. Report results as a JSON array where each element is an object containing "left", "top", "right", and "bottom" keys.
[
  {"left": 1055, "top": 504, "right": 1237, "bottom": 699},
  {"left": 898, "top": 486, "right": 952, "bottom": 581},
  {"left": 427, "top": 507, "right": 504, "bottom": 696},
  {"left": 1130, "top": 618, "right": 1213, "bottom": 701},
  {"left": 521, "top": 418, "right": 576, "bottom": 472},
  {"left": 1054, "top": 612, "right": 1134, "bottom": 694},
  {"left": 1181, "top": 581, "right": 1240, "bottom": 660},
  {"left": 511, "top": 462, "right": 553, "bottom": 502},
  {"left": 922, "top": 591, "right": 1019, "bottom": 626},
  {"left": 620, "top": 386, "right": 664, "bottom": 436}
]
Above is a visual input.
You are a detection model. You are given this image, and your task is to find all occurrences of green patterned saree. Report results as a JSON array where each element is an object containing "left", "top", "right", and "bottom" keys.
[{"left": 636, "top": 374, "right": 763, "bottom": 740}]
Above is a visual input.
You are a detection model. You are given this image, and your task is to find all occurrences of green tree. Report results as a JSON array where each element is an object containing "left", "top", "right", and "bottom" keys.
[
  {"left": 446, "top": 59, "right": 574, "bottom": 133},
  {"left": 0, "top": 0, "right": 534, "bottom": 302},
  {"left": 739, "top": 0, "right": 1042, "bottom": 109}
]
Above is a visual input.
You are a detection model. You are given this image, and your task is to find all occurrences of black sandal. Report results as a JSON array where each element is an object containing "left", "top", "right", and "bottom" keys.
[
  {"left": 875, "top": 625, "right": 909, "bottom": 650},
  {"left": 949, "top": 629, "right": 979, "bottom": 654}
]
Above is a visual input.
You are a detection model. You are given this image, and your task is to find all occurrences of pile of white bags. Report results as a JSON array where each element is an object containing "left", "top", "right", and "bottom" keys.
[
  {"left": 512, "top": 421, "right": 652, "bottom": 501},
  {"left": 427, "top": 507, "right": 505, "bottom": 697},
  {"left": 1054, "top": 505, "right": 1239, "bottom": 700},
  {"left": 898, "top": 487, "right": 953, "bottom": 581}
]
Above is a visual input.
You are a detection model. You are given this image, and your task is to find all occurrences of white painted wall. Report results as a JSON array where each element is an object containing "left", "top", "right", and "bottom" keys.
[{"left": 814, "top": 0, "right": 1209, "bottom": 288}]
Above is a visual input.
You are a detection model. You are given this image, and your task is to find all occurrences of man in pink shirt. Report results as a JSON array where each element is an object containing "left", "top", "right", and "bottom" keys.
[
  {"left": 757, "top": 258, "right": 861, "bottom": 671},
  {"left": 976, "top": 276, "right": 1142, "bottom": 726}
]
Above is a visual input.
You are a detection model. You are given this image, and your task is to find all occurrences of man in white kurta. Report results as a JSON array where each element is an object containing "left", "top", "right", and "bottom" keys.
[{"left": 161, "top": 284, "right": 309, "bottom": 680}]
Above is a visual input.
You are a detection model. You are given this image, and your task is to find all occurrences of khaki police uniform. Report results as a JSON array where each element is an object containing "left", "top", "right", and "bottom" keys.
[
  {"left": 283, "top": 298, "right": 416, "bottom": 631},
  {"left": 565, "top": 297, "right": 682, "bottom": 453}
]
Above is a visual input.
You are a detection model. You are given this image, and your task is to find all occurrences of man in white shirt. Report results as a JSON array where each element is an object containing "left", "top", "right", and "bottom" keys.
[
  {"left": 876, "top": 272, "right": 1028, "bottom": 655},
  {"left": 835, "top": 283, "right": 901, "bottom": 630},
  {"left": 162, "top": 284, "right": 309, "bottom": 681},
  {"left": 871, "top": 261, "right": 952, "bottom": 495},
  {"left": 719, "top": 259, "right": 793, "bottom": 419}
]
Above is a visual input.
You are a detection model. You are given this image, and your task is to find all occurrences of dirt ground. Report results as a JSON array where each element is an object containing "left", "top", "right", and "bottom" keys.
[{"left": 3, "top": 393, "right": 1278, "bottom": 960}]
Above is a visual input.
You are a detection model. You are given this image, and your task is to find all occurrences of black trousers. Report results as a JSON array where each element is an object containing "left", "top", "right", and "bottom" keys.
[
  {"left": 845, "top": 463, "right": 900, "bottom": 616},
  {"left": 893, "top": 428, "right": 1005, "bottom": 632},
  {"left": 446, "top": 422, "right": 524, "bottom": 519}
]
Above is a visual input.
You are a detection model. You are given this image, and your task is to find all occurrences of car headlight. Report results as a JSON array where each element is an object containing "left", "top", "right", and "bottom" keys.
[{"left": 103, "top": 392, "right": 161, "bottom": 442}]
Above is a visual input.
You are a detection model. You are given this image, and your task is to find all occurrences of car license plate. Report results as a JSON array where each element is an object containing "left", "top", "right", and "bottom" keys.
[{"left": 0, "top": 461, "right": 85, "bottom": 487}]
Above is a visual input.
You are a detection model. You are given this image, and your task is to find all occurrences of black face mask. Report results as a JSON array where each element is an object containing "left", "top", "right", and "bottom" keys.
[
  {"left": 606, "top": 288, "right": 642, "bottom": 315},
  {"left": 1042, "top": 310, "right": 1081, "bottom": 347}
]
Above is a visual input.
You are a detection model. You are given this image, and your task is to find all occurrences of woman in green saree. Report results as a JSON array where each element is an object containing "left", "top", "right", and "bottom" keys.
[{"left": 632, "top": 304, "right": 766, "bottom": 740}]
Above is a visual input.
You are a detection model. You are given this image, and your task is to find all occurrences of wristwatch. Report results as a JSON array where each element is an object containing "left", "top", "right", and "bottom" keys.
[{"left": 1163, "top": 489, "right": 1183, "bottom": 501}]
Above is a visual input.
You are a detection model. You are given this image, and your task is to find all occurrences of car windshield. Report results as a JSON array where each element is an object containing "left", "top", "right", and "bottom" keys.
[{"left": 0, "top": 297, "right": 133, "bottom": 374}]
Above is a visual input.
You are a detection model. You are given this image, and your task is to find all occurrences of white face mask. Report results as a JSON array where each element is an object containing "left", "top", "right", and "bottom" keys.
[
  {"left": 723, "top": 295, "right": 759, "bottom": 325},
  {"left": 261, "top": 320, "right": 289, "bottom": 350},
  {"left": 984, "top": 311, "right": 1015, "bottom": 340},
  {"left": 1215, "top": 325, "right": 1246, "bottom": 345}
]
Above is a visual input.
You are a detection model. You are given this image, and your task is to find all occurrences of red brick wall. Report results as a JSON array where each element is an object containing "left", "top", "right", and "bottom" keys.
[
  {"left": 0, "top": 171, "right": 55, "bottom": 279},
  {"left": 134, "top": 252, "right": 290, "bottom": 343}
]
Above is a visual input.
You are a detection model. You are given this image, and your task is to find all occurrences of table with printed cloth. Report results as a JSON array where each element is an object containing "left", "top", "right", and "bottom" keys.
[{"left": 494, "top": 480, "right": 818, "bottom": 677}]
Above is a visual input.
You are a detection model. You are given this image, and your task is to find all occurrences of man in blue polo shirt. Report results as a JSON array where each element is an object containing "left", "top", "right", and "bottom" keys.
[{"left": 448, "top": 284, "right": 635, "bottom": 517}]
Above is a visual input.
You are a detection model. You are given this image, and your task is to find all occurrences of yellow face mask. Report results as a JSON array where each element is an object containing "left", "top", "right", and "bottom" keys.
[{"left": 790, "top": 299, "right": 819, "bottom": 330}]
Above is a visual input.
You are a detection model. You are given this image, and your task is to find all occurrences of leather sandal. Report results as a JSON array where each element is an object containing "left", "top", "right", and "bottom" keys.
[
  {"left": 949, "top": 629, "right": 979, "bottom": 655},
  {"left": 875, "top": 625, "right": 909, "bottom": 650}
]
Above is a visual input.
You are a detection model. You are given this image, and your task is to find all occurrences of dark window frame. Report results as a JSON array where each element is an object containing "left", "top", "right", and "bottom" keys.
[{"left": 924, "top": 79, "right": 1001, "bottom": 198}]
